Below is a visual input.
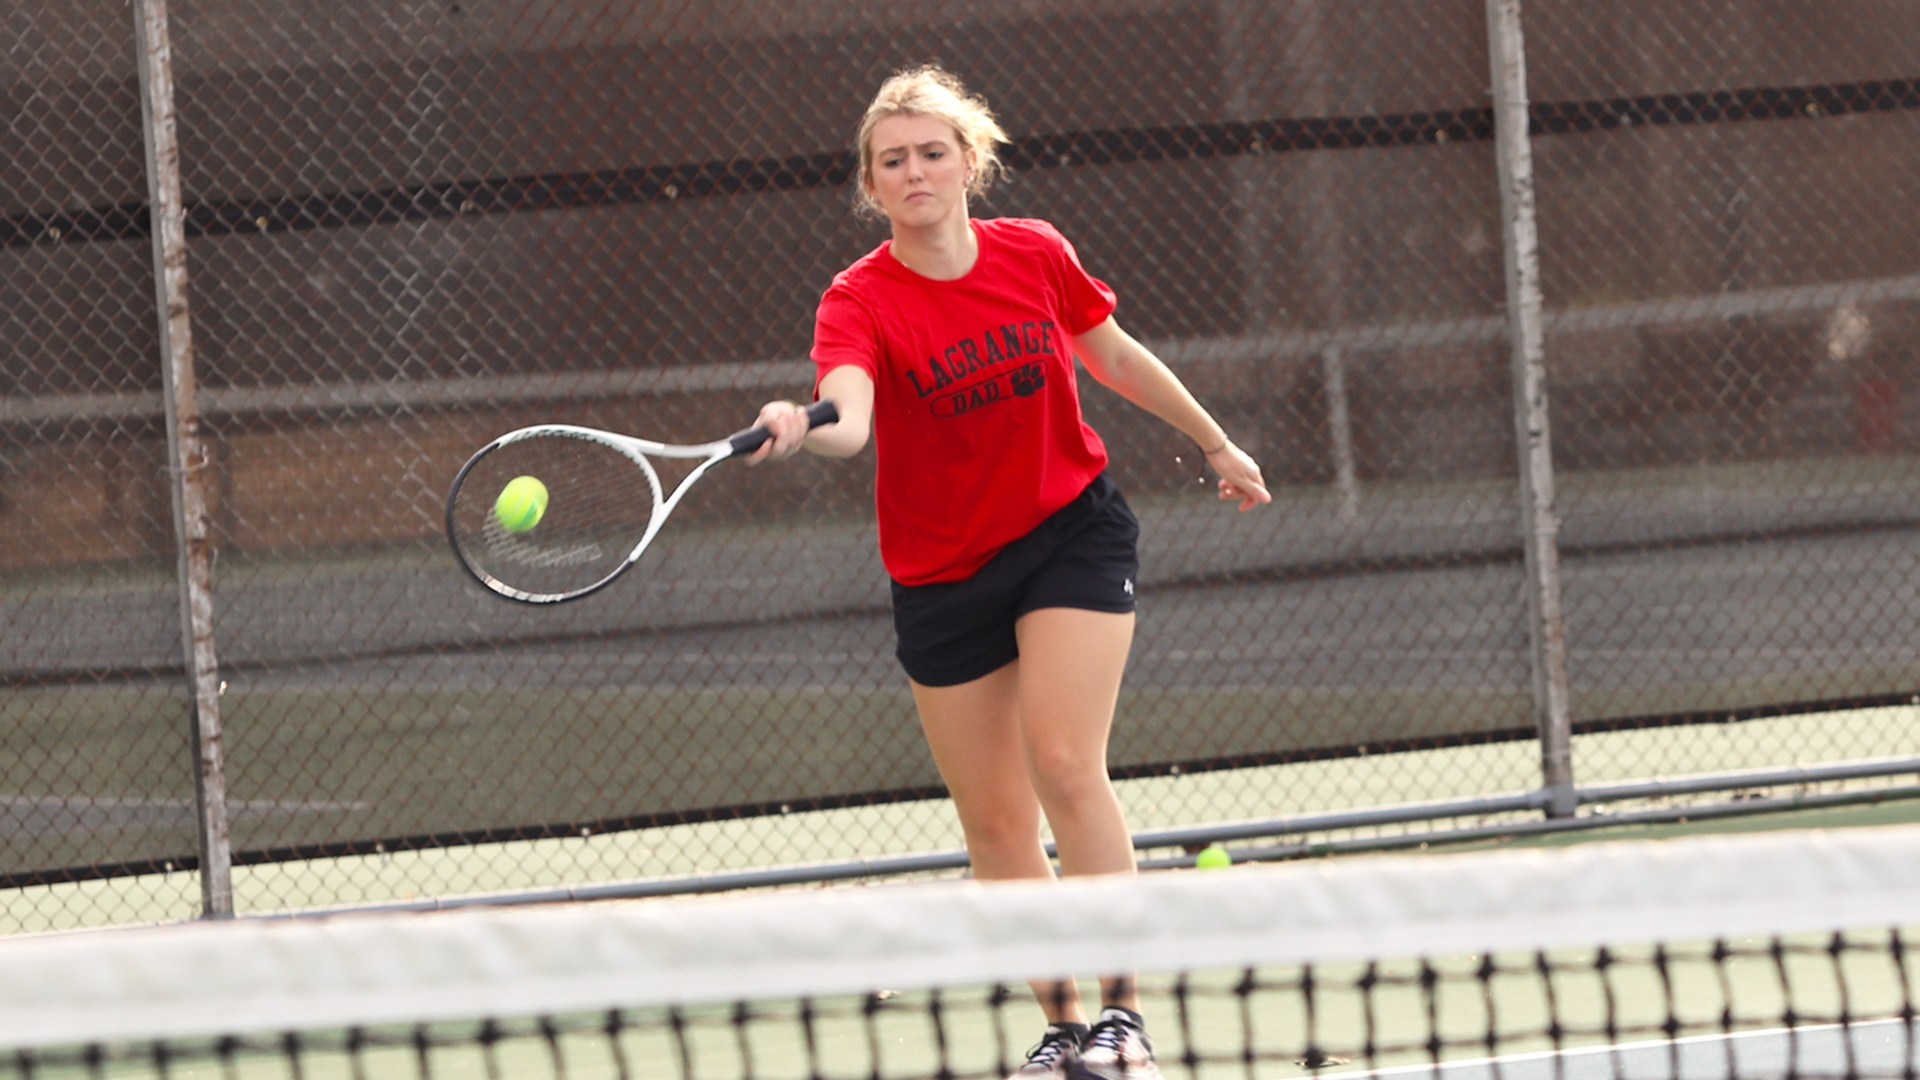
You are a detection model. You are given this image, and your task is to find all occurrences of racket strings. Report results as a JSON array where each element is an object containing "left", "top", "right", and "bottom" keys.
[
  {"left": 478, "top": 517, "right": 608, "bottom": 568},
  {"left": 452, "top": 433, "right": 661, "bottom": 600}
]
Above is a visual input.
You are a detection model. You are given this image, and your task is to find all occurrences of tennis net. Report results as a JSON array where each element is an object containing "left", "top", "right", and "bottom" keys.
[{"left": 1, "top": 824, "right": 1917, "bottom": 1080}]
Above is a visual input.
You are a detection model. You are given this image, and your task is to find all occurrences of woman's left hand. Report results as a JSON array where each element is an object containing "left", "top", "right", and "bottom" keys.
[{"left": 1208, "top": 442, "right": 1272, "bottom": 511}]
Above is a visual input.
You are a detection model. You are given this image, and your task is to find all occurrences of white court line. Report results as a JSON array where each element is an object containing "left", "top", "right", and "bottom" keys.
[{"left": 1347, "top": 1019, "right": 1919, "bottom": 1080}]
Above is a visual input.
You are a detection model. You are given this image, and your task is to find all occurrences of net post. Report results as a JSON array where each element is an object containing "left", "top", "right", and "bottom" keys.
[
  {"left": 1485, "top": 0, "right": 1576, "bottom": 817},
  {"left": 133, "top": 0, "right": 235, "bottom": 917}
]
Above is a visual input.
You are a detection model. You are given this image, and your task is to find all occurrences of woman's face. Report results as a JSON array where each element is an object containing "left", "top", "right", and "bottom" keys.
[{"left": 864, "top": 112, "right": 973, "bottom": 229}]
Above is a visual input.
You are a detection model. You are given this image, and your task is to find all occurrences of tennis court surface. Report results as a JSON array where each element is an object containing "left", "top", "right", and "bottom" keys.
[{"left": 2, "top": 823, "right": 1914, "bottom": 1080}]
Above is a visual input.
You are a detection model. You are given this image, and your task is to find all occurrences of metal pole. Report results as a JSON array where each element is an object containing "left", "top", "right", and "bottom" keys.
[
  {"left": 1320, "top": 347, "right": 1359, "bottom": 523},
  {"left": 1216, "top": 0, "right": 1283, "bottom": 474},
  {"left": 1217, "top": 0, "right": 1264, "bottom": 323},
  {"left": 1485, "top": 0, "right": 1575, "bottom": 816},
  {"left": 133, "top": 0, "right": 235, "bottom": 916},
  {"left": 1284, "top": 4, "right": 1361, "bottom": 518}
]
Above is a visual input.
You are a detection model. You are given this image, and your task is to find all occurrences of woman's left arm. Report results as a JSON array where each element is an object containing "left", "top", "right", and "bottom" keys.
[{"left": 1073, "top": 316, "right": 1272, "bottom": 511}]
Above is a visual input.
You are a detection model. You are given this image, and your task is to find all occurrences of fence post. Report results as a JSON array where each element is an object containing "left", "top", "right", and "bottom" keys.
[
  {"left": 1485, "top": 0, "right": 1576, "bottom": 816},
  {"left": 133, "top": 0, "right": 235, "bottom": 916},
  {"left": 1320, "top": 348, "right": 1360, "bottom": 523}
]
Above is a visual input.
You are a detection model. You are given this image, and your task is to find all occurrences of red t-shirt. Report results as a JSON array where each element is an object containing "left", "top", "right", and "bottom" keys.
[{"left": 812, "top": 218, "right": 1118, "bottom": 585}]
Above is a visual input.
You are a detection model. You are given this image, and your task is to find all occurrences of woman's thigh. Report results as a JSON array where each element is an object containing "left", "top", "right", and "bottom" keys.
[
  {"left": 1013, "top": 607, "right": 1135, "bottom": 784},
  {"left": 910, "top": 663, "right": 1048, "bottom": 874}
]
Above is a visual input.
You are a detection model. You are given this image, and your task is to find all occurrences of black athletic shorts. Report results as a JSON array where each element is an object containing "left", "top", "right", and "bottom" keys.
[{"left": 890, "top": 473, "right": 1140, "bottom": 688}]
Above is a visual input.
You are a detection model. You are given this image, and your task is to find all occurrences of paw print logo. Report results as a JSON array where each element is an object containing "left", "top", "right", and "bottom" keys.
[{"left": 1010, "top": 363, "right": 1046, "bottom": 397}]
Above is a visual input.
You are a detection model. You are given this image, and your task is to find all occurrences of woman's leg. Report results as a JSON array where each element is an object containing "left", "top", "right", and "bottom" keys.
[
  {"left": 912, "top": 663, "right": 1086, "bottom": 1025},
  {"left": 1013, "top": 606, "right": 1140, "bottom": 1012}
]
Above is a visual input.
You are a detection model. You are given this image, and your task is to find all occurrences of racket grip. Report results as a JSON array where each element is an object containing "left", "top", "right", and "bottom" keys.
[{"left": 729, "top": 399, "right": 840, "bottom": 457}]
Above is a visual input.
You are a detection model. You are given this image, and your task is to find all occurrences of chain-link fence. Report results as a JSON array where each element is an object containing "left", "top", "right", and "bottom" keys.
[{"left": 3, "top": 0, "right": 1918, "bottom": 929}]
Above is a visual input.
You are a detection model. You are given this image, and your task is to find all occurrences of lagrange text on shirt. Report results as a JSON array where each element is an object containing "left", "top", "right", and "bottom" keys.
[{"left": 904, "top": 320, "right": 1061, "bottom": 418}]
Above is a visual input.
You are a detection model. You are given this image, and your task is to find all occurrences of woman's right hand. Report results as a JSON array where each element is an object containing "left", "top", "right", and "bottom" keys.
[
  {"left": 747, "top": 367, "right": 875, "bottom": 463},
  {"left": 747, "top": 399, "right": 815, "bottom": 463}
]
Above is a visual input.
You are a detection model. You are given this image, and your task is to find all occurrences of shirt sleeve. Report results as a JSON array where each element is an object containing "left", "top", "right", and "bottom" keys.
[
  {"left": 1049, "top": 225, "right": 1119, "bottom": 335},
  {"left": 811, "top": 283, "right": 881, "bottom": 392}
]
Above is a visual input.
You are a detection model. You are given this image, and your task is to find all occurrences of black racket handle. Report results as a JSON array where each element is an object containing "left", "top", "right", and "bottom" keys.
[{"left": 728, "top": 399, "right": 840, "bottom": 457}]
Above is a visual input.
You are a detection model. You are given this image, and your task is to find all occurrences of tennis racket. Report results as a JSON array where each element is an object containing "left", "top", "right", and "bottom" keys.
[{"left": 446, "top": 400, "right": 838, "bottom": 604}]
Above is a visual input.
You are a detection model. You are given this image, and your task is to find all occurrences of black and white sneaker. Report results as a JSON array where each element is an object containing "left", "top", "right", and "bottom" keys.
[
  {"left": 1069, "top": 1007, "right": 1161, "bottom": 1080},
  {"left": 1009, "top": 1022, "right": 1089, "bottom": 1080}
]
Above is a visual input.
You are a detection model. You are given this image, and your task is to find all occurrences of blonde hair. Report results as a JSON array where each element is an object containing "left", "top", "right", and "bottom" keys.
[{"left": 854, "top": 65, "right": 1010, "bottom": 218}]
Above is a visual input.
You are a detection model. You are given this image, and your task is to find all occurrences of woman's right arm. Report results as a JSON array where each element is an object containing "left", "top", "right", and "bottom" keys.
[{"left": 747, "top": 364, "right": 875, "bottom": 463}]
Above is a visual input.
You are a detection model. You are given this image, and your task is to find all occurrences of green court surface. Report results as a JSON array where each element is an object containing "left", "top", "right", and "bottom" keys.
[{"left": 1, "top": 705, "right": 1913, "bottom": 933}]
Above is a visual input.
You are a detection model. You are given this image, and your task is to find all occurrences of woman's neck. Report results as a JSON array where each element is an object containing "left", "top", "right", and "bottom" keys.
[{"left": 889, "top": 214, "right": 978, "bottom": 281}]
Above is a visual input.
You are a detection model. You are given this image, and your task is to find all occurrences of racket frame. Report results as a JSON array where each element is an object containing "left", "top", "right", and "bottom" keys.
[{"left": 446, "top": 400, "right": 837, "bottom": 604}]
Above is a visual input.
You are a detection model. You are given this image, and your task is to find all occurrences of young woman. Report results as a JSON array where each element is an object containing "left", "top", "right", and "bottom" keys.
[{"left": 749, "top": 65, "right": 1270, "bottom": 1080}]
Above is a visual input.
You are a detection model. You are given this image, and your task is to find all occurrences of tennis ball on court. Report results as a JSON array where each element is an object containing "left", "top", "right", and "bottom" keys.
[
  {"left": 494, "top": 475, "right": 549, "bottom": 533},
  {"left": 1195, "top": 844, "right": 1232, "bottom": 870}
]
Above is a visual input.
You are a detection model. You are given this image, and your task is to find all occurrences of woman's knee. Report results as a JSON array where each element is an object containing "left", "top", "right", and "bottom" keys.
[
  {"left": 1023, "top": 743, "right": 1112, "bottom": 811},
  {"left": 956, "top": 802, "right": 1044, "bottom": 858}
]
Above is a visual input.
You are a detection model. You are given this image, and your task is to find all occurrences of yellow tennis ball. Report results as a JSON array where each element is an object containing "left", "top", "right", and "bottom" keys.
[
  {"left": 1195, "top": 844, "right": 1232, "bottom": 870},
  {"left": 494, "top": 475, "right": 548, "bottom": 533}
]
